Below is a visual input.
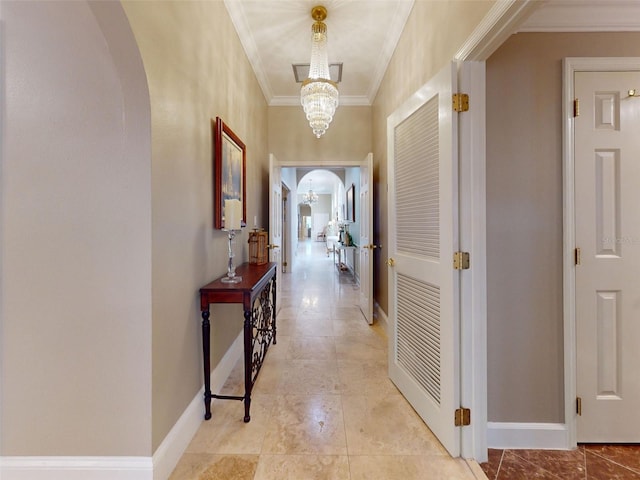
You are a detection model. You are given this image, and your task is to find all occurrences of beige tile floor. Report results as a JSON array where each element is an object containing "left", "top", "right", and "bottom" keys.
[{"left": 170, "top": 240, "right": 484, "bottom": 480}]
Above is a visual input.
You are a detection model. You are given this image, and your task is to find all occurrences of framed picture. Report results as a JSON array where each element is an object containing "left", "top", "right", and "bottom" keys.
[
  {"left": 346, "top": 183, "right": 355, "bottom": 222},
  {"left": 213, "top": 117, "right": 246, "bottom": 229}
]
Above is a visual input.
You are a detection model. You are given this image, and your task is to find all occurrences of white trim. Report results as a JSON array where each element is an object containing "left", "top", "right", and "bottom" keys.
[
  {"left": 277, "top": 159, "right": 366, "bottom": 168},
  {"left": 455, "top": 0, "right": 541, "bottom": 62},
  {"left": 151, "top": 330, "right": 243, "bottom": 479},
  {"left": 223, "top": 0, "right": 273, "bottom": 103},
  {"left": 365, "top": 0, "right": 414, "bottom": 104},
  {"left": 457, "top": 60, "right": 488, "bottom": 463},
  {"left": 562, "top": 57, "right": 640, "bottom": 449},
  {"left": 374, "top": 301, "right": 389, "bottom": 336},
  {"left": 0, "top": 332, "right": 245, "bottom": 480},
  {"left": 270, "top": 95, "right": 371, "bottom": 107},
  {"left": 519, "top": 2, "right": 640, "bottom": 33},
  {"left": 151, "top": 392, "right": 202, "bottom": 480},
  {"left": 487, "top": 422, "right": 570, "bottom": 450},
  {"left": 0, "top": 457, "right": 153, "bottom": 480}
]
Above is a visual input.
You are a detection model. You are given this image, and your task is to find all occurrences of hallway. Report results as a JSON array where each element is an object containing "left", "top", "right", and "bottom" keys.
[{"left": 169, "top": 240, "right": 483, "bottom": 479}]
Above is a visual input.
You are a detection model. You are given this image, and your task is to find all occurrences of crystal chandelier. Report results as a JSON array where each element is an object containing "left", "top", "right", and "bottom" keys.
[
  {"left": 303, "top": 180, "right": 319, "bottom": 205},
  {"left": 301, "top": 6, "right": 339, "bottom": 139}
]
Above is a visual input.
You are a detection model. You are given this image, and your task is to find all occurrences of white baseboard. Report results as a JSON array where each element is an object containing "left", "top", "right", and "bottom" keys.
[
  {"left": 374, "top": 301, "right": 389, "bottom": 335},
  {"left": 0, "top": 331, "right": 245, "bottom": 480},
  {"left": 487, "top": 422, "right": 571, "bottom": 450},
  {"left": 153, "top": 330, "right": 244, "bottom": 479},
  {"left": 151, "top": 389, "right": 203, "bottom": 480},
  {"left": 0, "top": 457, "right": 153, "bottom": 480}
]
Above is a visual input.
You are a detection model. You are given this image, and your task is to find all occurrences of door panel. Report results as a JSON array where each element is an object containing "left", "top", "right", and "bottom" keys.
[
  {"left": 269, "top": 154, "right": 282, "bottom": 304},
  {"left": 387, "top": 62, "right": 460, "bottom": 456},
  {"left": 575, "top": 71, "right": 640, "bottom": 442},
  {"left": 359, "top": 153, "right": 374, "bottom": 324}
]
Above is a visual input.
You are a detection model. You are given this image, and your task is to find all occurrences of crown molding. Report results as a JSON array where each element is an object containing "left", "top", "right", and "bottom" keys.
[
  {"left": 366, "top": 0, "right": 415, "bottom": 103},
  {"left": 224, "top": 0, "right": 273, "bottom": 103},
  {"left": 270, "top": 95, "right": 372, "bottom": 107},
  {"left": 519, "top": 1, "right": 640, "bottom": 33}
]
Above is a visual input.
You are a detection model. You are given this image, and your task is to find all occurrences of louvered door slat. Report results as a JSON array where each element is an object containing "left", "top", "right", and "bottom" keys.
[
  {"left": 394, "top": 94, "right": 440, "bottom": 259},
  {"left": 396, "top": 273, "right": 441, "bottom": 404}
]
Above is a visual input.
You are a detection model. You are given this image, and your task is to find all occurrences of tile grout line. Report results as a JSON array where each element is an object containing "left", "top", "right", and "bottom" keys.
[
  {"left": 508, "top": 450, "right": 567, "bottom": 480},
  {"left": 585, "top": 449, "right": 640, "bottom": 477},
  {"left": 494, "top": 449, "right": 504, "bottom": 480}
]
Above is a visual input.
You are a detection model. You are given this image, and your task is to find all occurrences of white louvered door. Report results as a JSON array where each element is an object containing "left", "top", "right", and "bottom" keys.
[{"left": 387, "top": 62, "right": 460, "bottom": 456}]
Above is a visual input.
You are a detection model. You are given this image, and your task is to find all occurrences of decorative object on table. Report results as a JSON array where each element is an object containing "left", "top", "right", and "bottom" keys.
[
  {"left": 213, "top": 117, "right": 246, "bottom": 230},
  {"left": 300, "top": 5, "right": 339, "bottom": 138},
  {"left": 248, "top": 229, "right": 268, "bottom": 265},
  {"left": 221, "top": 199, "right": 243, "bottom": 283},
  {"left": 346, "top": 183, "right": 355, "bottom": 222},
  {"left": 339, "top": 221, "right": 351, "bottom": 246}
]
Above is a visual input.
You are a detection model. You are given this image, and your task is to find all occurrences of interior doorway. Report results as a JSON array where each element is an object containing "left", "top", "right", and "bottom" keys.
[
  {"left": 281, "top": 166, "right": 362, "bottom": 280},
  {"left": 564, "top": 57, "right": 640, "bottom": 444},
  {"left": 298, "top": 203, "right": 311, "bottom": 240},
  {"left": 282, "top": 183, "right": 290, "bottom": 272}
]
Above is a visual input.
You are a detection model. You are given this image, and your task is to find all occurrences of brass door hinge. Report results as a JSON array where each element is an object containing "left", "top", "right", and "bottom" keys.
[
  {"left": 453, "top": 93, "right": 469, "bottom": 112},
  {"left": 576, "top": 397, "right": 582, "bottom": 416},
  {"left": 453, "top": 251, "right": 470, "bottom": 270},
  {"left": 455, "top": 407, "right": 471, "bottom": 426},
  {"left": 574, "top": 98, "right": 580, "bottom": 117},
  {"left": 575, "top": 247, "right": 581, "bottom": 266}
]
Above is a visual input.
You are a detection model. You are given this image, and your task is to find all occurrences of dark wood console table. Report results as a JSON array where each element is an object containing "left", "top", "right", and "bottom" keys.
[{"left": 199, "top": 262, "right": 277, "bottom": 422}]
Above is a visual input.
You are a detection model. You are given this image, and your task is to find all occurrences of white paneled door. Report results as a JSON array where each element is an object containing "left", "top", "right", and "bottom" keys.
[
  {"left": 268, "top": 154, "right": 282, "bottom": 304},
  {"left": 575, "top": 71, "right": 640, "bottom": 442},
  {"left": 359, "top": 153, "right": 374, "bottom": 324},
  {"left": 387, "top": 63, "right": 460, "bottom": 456}
]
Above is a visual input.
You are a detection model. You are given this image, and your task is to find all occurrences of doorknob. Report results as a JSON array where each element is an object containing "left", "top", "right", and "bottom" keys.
[
  {"left": 364, "top": 244, "right": 379, "bottom": 250},
  {"left": 387, "top": 258, "right": 395, "bottom": 267},
  {"left": 267, "top": 244, "right": 280, "bottom": 249}
]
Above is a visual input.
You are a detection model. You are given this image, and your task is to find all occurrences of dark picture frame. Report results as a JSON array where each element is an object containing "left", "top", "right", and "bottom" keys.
[
  {"left": 346, "top": 183, "right": 355, "bottom": 222},
  {"left": 213, "top": 117, "right": 246, "bottom": 229}
]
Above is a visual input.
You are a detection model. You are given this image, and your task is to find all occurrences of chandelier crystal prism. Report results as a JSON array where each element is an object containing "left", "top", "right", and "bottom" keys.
[{"left": 301, "top": 6, "right": 339, "bottom": 139}]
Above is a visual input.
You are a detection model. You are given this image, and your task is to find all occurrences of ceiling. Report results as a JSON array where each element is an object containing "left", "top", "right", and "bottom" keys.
[
  {"left": 225, "top": 0, "right": 640, "bottom": 193},
  {"left": 224, "top": 0, "right": 640, "bottom": 109},
  {"left": 297, "top": 169, "right": 343, "bottom": 195},
  {"left": 224, "top": 0, "right": 414, "bottom": 106}
]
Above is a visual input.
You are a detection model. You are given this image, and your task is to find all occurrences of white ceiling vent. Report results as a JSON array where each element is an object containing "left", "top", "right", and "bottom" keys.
[{"left": 292, "top": 63, "right": 343, "bottom": 83}]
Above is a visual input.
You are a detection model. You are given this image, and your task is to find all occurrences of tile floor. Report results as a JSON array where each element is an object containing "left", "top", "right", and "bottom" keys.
[
  {"left": 169, "top": 239, "right": 484, "bottom": 480},
  {"left": 480, "top": 445, "right": 640, "bottom": 479}
]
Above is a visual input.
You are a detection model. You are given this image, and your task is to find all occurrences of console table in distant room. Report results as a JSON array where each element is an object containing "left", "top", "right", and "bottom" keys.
[
  {"left": 334, "top": 243, "right": 357, "bottom": 273},
  {"left": 199, "top": 262, "right": 277, "bottom": 422}
]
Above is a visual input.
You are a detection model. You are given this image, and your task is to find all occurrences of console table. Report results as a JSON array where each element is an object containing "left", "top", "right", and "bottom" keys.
[
  {"left": 199, "top": 262, "right": 277, "bottom": 422},
  {"left": 334, "top": 243, "right": 357, "bottom": 274}
]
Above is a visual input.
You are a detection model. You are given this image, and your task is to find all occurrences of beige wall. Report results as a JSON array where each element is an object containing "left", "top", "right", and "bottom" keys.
[
  {"left": 372, "top": 0, "right": 495, "bottom": 314},
  {"left": 1, "top": 1, "right": 152, "bottom": 455},
  {"left": 486, "top": 32, "right": 640, "bottom": 423},
  {"left": 268, "top": 106, "right": 372, "bottom": 165},
  {"left": 122, "top": 1, "right": 269, "bottom": 450}
]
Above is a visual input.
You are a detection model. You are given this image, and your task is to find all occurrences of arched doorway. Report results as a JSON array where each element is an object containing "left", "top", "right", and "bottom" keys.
[{"left": 298, "top": 203, "right": 312, "bottom": 239}]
